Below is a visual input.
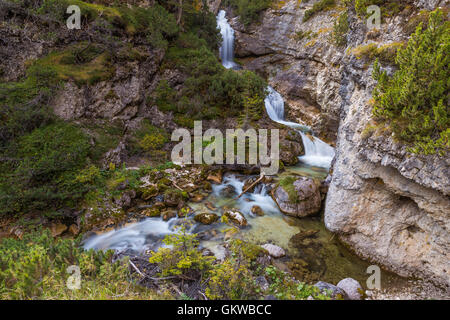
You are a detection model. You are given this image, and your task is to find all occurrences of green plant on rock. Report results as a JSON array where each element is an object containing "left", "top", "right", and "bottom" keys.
[
  {"left": 223, "top": 0, "right": 273, "bottom": 26},
  {"left": 149, "top": 225, "right": 214, "bottom": 278},
  {"left": 332, "top": 10, "right": 349, "bottom": 47},
  {"left": 264, "top": 266, "right": 330, "bottom": 300},
  {"left": 303, "top": 0, "right": 335, "bottom": 22},
  {"left": 279, "top": 176, "right": 299, "bottom": 203},
  {"left": 0, "top": 229, "right": 157, "bottom": 299},
  {"left": 371, "top": 9, "right": 449, "bottom": 155}
]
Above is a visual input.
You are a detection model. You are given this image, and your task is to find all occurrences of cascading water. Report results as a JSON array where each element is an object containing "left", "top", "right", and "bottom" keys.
[
  {"left": 217, "top": 10, "right": 238, "bottom": 69},
  {"left": 264, "top": 87, "right": 335, "bottom": 168},
  {"left": 216, "top": 12, "right": 335, "bottom": 168},
  {"left": 81, "top": 12, "right": 377, "bottom": 286}
]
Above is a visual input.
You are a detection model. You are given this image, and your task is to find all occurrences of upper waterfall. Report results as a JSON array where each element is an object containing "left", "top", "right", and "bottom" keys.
[
  {"left": 217, "top": 10, "right": 238, "bottom": 69},
  {"left": 216, "top": 11, "right": 334, "bottom": 169}
]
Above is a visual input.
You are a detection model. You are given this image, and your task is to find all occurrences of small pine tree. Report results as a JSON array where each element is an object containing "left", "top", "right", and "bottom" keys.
[{"left": 371, "top": 9, "right": 449, "bottom": 155}]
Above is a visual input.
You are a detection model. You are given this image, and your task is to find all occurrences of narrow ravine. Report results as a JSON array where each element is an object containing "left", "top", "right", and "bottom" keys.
[{"left": 82, "top": 10, "right": 390, "bottom": 287}]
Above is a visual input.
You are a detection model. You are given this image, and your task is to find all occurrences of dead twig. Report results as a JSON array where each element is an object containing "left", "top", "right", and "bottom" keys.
[{"left": 235, "top": 173, "right": 265, "bottom": 199}]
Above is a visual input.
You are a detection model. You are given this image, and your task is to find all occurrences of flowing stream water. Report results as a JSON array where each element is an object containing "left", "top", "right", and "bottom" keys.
[{"left": 83, "top": 10, "right": 395, "bottom": 287}]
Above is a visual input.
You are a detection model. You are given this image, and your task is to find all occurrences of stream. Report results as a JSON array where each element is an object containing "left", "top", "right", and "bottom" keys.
[{"left": 83, "top": 10, "right": 402, "bottom": 288}]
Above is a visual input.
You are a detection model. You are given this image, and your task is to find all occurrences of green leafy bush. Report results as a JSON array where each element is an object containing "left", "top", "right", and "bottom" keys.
[
  {"left": 0, "top": 229, "right": 156, "bottom": 299},
  {"left": 353, "top": 0, "right": 405, "bottom": 19},
  {"left": 303, "top": 0, "right": 335, "bottom": 22},
  {"left": 371, "top": 9, "right": 449, "bottom": 155},
  {"left": 332, "top": 10, "right": 349, "bottom": 47},
  {"left": 224, "top": 0, "right": 273, "bottom": 26},
  {"left": 0, "top": 122, "right": 91, "bottom": 214},
  {"left": 149, "top": 225, "right": 215, "bottom": 278},
  {"left": 160, "top": 33, "right": 267, "bottom": 122}
]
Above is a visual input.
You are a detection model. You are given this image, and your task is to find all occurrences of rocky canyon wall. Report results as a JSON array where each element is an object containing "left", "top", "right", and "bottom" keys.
[{"left": 229, "top": 0, "right": 449, "bottom": 288}]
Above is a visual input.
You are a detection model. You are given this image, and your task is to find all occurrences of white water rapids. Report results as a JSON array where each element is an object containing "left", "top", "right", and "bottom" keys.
[
  {"left": 83, "top": 10, "right": 334, "bottom": 253},
  {"left": 217, "top": 10, "right": 335, "bottom": 169}
]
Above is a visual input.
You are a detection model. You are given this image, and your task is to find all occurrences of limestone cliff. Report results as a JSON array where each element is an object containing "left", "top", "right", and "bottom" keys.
[{"left": 229, "top": 0, "right": 449, "bottom": 288}]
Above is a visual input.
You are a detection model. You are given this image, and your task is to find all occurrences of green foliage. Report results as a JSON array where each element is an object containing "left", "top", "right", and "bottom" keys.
[
  {"left": 238, "top": 94, "right": 265, "bottom": 128},
  {"left": 32, "top": 44, "right": 115, "bottom": 87},
  {"left": 371, "top": 9, "right": 449, "bottom": 155},
  {"left": 0, "top": 122, "right": 91, "bottom": 214},
  {"left": 332, "top": 10, "right": 349, "bottom": 47},
  {"left": 224, "top": 0, "right": 273, "bottom": 26},
  {"left": 353, "top": 0, "right": 405, "bottom": 19},
  {"left": 160, "top": 33, "right": 267, "bottom": 122},
  {"left": 148, "top": 228, "right": 333, "bottom": 300},
  {"left": 128, "top": 119, "right": 169, "bottom": 156},
  {"left": 149, "top": 225, "right": 214, "bottom": 278},
  {"left": 294, "top": 30, "right": 315, "bottom": 41},
  {"left": 303, "top": 0, "right": 335, "bottom": 22},
  {"left": 351, "top": 42, "right": 404, "bottom": 63},
  {"left": 0, "top": 229, "right": 156, "bottom": 299},
  {"left": 36, "top": 1, "right": 178, "bottom": 47},
  {"left": 264, "top": 266, "right": 330, "bottom": 300},
  {"left": 279, "top": 176, "right": 299, "bottom": 203}
]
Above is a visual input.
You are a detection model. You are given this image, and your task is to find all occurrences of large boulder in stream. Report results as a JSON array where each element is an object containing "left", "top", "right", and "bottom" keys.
[
  {"left": 194, "top": 213, "right": 219, "bottom": 225},
  {"left": 223, "top": 210, "right": 248, "bottom": 227},
  {"left": 272, "top": 177, "right": 321, "bottom": 217}
]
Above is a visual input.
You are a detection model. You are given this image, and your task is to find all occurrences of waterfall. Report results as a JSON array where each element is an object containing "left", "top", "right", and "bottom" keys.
[
  {"left": 217, "top": 10, "right": 238, "bottom": 69},
  {"left": 264, "top": 87, "right": 335, "bottom": 168},
  {"left": 216, "top": 12, "right": 334, "bottom": 168}
]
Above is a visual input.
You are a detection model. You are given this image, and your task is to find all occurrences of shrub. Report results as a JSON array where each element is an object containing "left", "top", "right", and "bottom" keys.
[
  {"left": 0, "top": 122, "right": 92, "bottom": 214},
  {"left": 160, "top": 33, "right": 267, "bottom": 121},
  {"left": 0, "top": 229, "right": 156, "bottom": 299},
  {"left": 371, "top": 9, "right": 449, "bottom": 155},
  {"left": 303, "top": 0, "right": 335, "bottom": 22},
  {"left": 332, "top": 10, "right": 349, "bottom": 47},
  {"left": 149, "top": 226, "right": 215, "bottom": 278},
  {"left": 351, "top": 42, "right": 404, "bottom": 63},
  {"left": 129, "top": 119, "right": 168, "bottom": 155},
  {"left": 223, "top": 0, "right": 273, "bottom": 26},
  {"left": 353, "top": 0, "right": 406, "bottom": 18}
]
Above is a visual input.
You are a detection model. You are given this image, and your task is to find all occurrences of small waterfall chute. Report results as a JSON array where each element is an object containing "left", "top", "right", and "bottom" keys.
[
  {"left": 217, "top": 10, "right": 238, "bottom": 69},
  {"left": 264, "top": 87, "right": 335, "bottom": 168}
]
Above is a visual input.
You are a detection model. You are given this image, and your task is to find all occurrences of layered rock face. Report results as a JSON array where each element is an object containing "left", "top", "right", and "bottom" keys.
[{"left": 230, "top": 0, "right": 449, "bottom": 288}]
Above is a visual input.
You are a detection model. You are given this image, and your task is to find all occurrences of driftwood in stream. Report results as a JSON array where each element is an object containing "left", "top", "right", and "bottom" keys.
[{"left": 235, "top": 174, "right": 265, "bottom": 199}]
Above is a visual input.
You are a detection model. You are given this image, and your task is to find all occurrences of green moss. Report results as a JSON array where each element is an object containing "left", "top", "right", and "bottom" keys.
[
  {"left": 372, "top": 9, "right": 449, "bottom": 155},
  {"left": 279, "top": 176, "right": 299, "bottom": 203},
  {"left": 303, "top": 0, "right": 336, "bottom": 22},
  {"left": 351, "top": 42, "right": 404, "bottom": 64},
  {"left": 31, "top": 43, "right": 115, "bottom": 87},
  {"left": 332, "top": 10, "right": 349, "bottom": 47}
]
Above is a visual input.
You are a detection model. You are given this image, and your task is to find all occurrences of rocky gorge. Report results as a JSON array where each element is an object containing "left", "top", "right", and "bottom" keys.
[
  {"left": 225, "top": 0, "right": 449, "bottom": 291},
  {"left": 0, "top": 0, "right": 448, "bottom": 300}
]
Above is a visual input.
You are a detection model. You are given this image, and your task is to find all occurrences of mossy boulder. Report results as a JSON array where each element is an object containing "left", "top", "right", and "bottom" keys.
[
  {"left": 223, "top": 210, "right": 248, "bottom": 227},
  {"left": 194, "top": 213, "right": 219, "bottom": 225},
  {"left": 163, "top": 189, "right": 185, "bottom": 207},
  {"left": 142, "top": 207, "right": 161, "bottom": 217},
  {"left": 272, "top": 176, "right": 322, "bottom": 217}
]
